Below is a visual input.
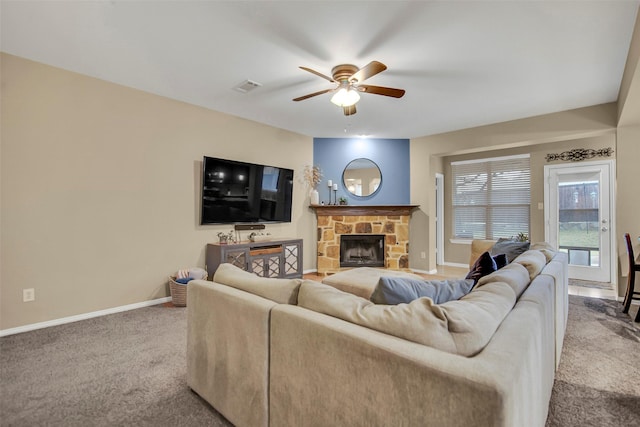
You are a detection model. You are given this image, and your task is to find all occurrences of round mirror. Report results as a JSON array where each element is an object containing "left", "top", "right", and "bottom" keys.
[{"left": 342, "top": 158, "right": 382, "bottom": 197}]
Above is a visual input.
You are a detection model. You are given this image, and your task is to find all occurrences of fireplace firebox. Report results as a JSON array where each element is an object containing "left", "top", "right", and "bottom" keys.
[{"left": 340, "top": 234, "right": 385, "bottom": 268}]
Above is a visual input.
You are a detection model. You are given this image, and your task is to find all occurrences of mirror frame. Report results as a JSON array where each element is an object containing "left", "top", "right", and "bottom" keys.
[{"left": 342, "top": 158, "right": 382, "bottom": 198}]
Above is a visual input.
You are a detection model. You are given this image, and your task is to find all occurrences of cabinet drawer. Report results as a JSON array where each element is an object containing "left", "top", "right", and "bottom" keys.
[{"left": 250, "top": 246, "right": 282, "bottom": 256}]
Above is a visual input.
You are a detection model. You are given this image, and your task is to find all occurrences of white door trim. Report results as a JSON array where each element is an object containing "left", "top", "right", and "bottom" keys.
[
  {"left": 435, "top": 173, "right": 444, "bottom": 265},
  {"left": 544, "top": 159, "right": 616, "bottom": 284}
]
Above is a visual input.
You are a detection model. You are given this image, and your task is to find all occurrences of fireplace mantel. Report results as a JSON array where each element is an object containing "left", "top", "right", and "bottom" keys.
[{"left": 310, "top": 204, "right": 419, "bottom": 216}]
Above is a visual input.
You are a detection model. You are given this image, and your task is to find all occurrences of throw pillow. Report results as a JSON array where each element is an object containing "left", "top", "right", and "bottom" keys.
[
  {"left": 493, "top": 253, "right": 508, "bottom": 270},
  {"left": 466, "top": 251, "right": 497, "bottom": 284},
  {"left": 370, "top": 276, "right": 474, "bottom": 305},
  {"left": 490, "top": 240, "right": 530, "bottom": 263}
]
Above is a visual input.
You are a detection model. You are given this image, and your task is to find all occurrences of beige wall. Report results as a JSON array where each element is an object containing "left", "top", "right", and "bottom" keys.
[
  {"left": 410, "top": 107, "right": 639, "bottom": 299},
  {"left": 616, "top": 125, "right": 640, "bottom": 294},
  {"left": 409, "top": 103, "right": 620, "bottom": 273},
  {"left": 616, "top": 10, "right": 640, "bottom": 297},
  {"left": 1, "top": 54, "right": 315, "bottom": 330},
  {"left": 441, "top": 134, "right": 616, "bottom": 265},
  {"left": 618, "top": 11, "right": 640, "bottom": 126}
]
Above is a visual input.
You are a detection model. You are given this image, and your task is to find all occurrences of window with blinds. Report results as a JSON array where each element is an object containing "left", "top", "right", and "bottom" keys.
[{"left": 452, "top": 154, "right": 530, "bottom": 240}]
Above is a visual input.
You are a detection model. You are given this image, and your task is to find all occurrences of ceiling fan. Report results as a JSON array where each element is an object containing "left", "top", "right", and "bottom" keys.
[{"left": 293, "top": 61, "right": 405, "bottom": 116}]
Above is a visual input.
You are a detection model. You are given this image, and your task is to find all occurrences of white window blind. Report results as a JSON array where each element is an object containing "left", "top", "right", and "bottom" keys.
[{"left": 452, "top": 154, "right": 530, "bottom": 240}]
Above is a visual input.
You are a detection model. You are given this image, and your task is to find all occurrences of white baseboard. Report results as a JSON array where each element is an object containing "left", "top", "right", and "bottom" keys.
[
  {"left": 0, "top": 296, "right": 172, "bottom": 337},
  {"left": 303, "top": 268, "right": 318, "bottom": 275},
  {"left": 411, "top": 268, "right": 438, "bottom": 275},
  {"left": 441, "top": 262, "right": 470, "bottom": 269}
]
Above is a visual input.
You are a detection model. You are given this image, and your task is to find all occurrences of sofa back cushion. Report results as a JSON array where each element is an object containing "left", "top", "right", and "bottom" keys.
[
  {"left": 298, "top": 279, "right": 516, "bottom": 357},
  {"left": 213, "top": 263, "right": 302, "bottom": 304},
  {"left": 530, "top": 242, "right": 558, "bottom": 263},
  {"left": 475, "top": 262, "right": 531, "bottom": 299},
  {"left": 512, "top": 249, "right": 548, "bottom": 280}
]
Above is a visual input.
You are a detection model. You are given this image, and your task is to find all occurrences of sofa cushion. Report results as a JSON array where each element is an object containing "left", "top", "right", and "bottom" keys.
[
  {"left": 512, "top": 250, "right": 548, "bottom": 280},
  {"left": 475, "top": 262, "right": 531, "bottom": 299},
  {"left": 298, "top": 279, "right": 517, "bottom": 357},
  {"left": 213, "top": 263, "right": 302, "bottom": 304},
  {"left": 370, "top": 277, "right": 474, "bottom": 305},
  {"left": 530, "top": 242, "right": 557, "bottom": 263},
  {"left": 321, "top": 267, "right": 425, "bottom": 299},
  {"left": 490, "top": 240, "right": 530, "bottom": 263},
  {"left": 466, "top": 251, "right": 498, "bottom": 284}
]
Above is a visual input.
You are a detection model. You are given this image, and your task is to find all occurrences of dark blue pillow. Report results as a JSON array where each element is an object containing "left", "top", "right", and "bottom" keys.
[
  {"left": 493, "top": 253, "right": 508, "bottom": 270},
  {"left": 370, "top": 277, "right": 474, "bottom": 305},
  {"left": 466, "top": 251, "right": 497, "bottom": 284}
]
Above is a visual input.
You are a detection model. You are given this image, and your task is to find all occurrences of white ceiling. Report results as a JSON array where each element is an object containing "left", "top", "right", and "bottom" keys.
[{"left": 2, "top": 1, "right": 638, "bottom": 139}]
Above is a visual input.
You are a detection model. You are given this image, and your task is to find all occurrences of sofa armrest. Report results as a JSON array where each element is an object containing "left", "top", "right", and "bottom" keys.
[{"left": 187, "top": 280, "right": 274, "bottom": 427}]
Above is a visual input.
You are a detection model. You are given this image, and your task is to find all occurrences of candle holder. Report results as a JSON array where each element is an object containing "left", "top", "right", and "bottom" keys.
[
  {"left": 327, "top": 180, "right": 333, "bottom": 205},
  {"left": 333, "top": 189, "right": 337, "bottom": 205}
]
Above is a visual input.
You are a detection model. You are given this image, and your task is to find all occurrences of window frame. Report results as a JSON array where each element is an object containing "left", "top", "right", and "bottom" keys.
[{"left": 451, "top": 154, "right": 531, "bottom": 241}]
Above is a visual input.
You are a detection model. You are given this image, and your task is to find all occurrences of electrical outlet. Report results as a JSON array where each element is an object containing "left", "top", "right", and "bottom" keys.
[
  {"left": 420, "top": 251, "right": 427, "bottom": 259},
  {"left": 23, "top": 288, "right": 35, "bottom": 302}
]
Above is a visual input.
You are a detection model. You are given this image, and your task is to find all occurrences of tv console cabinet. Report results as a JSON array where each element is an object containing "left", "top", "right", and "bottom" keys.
[{"left": 206, "top": 238, "right": 303, "bottom": 280}]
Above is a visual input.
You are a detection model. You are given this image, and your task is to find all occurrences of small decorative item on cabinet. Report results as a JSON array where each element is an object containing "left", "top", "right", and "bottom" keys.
[
  {"left": 338, "top": 196, "right": 348, "bottom": 205},
  {"left": 249, "top": 231, "right": 272, "bottom": 242},
  {"left": 217, "top": 230, "right": 235, "bottom": 245}
]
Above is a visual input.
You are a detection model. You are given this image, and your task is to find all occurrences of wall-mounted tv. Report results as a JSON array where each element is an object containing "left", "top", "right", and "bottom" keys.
[{"left": 200, "top": 156, "right": 294, "bottom": 225}]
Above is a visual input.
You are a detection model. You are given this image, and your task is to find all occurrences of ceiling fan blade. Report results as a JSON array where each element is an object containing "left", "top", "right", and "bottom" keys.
[
  {"left": 300, "top": 66, "right": 334, "bottom": 82},
  {"left": 349, "top": 61, "right": 387, "bottom": 83},
  {"left": 293, "top": 88, "right": 334, "bottom": 102},
  {"left": 343, "top": 105, "right": 357, "bottom": 116},
  {"left": 358, "top": 84, "right": 405, "bottom": 98}
]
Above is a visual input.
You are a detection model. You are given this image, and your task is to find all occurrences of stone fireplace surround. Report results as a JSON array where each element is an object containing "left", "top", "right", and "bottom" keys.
[{"left": 311, "top": 205, "right": 419, "bottom": 275}]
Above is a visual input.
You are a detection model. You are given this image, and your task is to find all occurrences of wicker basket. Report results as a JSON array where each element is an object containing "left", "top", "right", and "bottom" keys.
[{"left": 168, "top": 276, "right": 187, "bottom": 307}]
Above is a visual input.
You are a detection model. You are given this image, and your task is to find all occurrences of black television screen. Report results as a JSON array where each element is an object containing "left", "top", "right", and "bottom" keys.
[{"left": 200, "top": 156, "right": 294, "bottom": 225}]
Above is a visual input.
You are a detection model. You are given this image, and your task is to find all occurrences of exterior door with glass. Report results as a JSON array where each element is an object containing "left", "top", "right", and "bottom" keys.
[{"left": 544, "top": 160, "right": 615, "bottom": 283}]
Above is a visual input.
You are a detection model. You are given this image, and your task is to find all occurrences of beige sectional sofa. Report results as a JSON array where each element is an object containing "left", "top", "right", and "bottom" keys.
[{"left": 187, "top": 244, "right": 568, "bottom": 427}]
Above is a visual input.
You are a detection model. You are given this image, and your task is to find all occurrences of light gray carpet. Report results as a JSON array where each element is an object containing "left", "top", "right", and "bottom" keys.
[
  {"left": 546, "top": 296, "right": 640, "bottom": 426},
  {"left": 0, "top": 305, "right": 231, "bottom": 427},
  {"left": 1, "top": 297, "right": 638, "bottom": 427}
]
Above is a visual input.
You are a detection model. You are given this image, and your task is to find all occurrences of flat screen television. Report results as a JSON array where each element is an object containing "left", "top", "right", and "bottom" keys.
[{"left": 200, "top": 156, "right": 294, "bottom": 225}]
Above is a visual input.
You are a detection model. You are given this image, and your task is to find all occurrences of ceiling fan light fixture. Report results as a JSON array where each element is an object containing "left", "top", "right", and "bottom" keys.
[{"left": 330, "top": 87, "right": 360, "bottom": 107}]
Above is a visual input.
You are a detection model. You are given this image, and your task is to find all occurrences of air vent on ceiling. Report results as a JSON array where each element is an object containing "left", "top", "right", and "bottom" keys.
[{"left": 233, "top": 79, "right": 262, "bottom": 93}]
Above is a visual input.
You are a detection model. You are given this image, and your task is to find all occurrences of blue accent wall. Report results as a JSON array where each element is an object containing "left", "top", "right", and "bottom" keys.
[{"left": 313, "top": 138, "right": 410, "bottom": 205}]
